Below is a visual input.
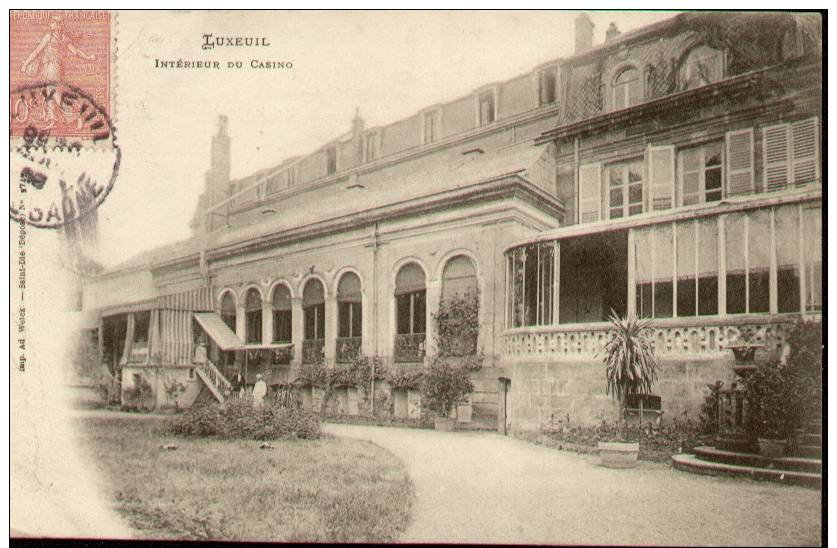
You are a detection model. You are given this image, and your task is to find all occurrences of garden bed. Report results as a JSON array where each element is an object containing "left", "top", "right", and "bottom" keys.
[{"left": 515, "top": 420, "right": 713, "bottom": 463}]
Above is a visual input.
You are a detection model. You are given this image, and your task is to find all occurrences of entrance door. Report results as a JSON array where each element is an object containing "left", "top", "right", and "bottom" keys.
[{"left": 497, "top": 378, "right": 511, "bottom": 435}]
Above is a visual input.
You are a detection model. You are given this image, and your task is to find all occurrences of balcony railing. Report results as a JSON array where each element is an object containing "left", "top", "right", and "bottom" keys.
[
  {"left": 336, "top": 337, "right": 362, "bottom": 364},
  {"left": 302, "top": 339, "right": 325, "bottom": 365},
  {"left": 394, "top": 333, "right": 426, "bottom": 363},
  {"left": 504, "top": 317, "right": 797, "bottom": 360}
]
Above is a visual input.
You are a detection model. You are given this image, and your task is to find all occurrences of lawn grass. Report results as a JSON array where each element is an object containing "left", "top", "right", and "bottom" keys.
[{"left": 77, "top": 415, "right": 414, "bottom": 542}]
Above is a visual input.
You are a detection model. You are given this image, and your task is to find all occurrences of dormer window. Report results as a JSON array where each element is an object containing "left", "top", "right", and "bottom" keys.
[
  {"left": 422, "top": 109, "right": 440, "bottom": 144},
  {"left": 363, "top": 131, "right": 381, "bottom": 163},
  {"left": 612, "top": 67, "right": 640, "bottom": 111},
  {"left": 477, "top": 89, "right": 497, "bottom": 126},
  {"left": 680, "top": 46, "right": 723, "bottom": 91},
  {"left": 286, "top": 166, "right": 296, "bottom": 187},
  {"left": 326, "top": 146, "right": 337, "bottom": 175},
  {"left": 538, "top": 67, "right": 558, "bottom": 106}
]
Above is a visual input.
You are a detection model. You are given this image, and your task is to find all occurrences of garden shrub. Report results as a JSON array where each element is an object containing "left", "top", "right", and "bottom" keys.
[
  {"left": 123, "top": 373, "right": 154, "bottom": 411},
  {"left": 167, "top": 400, "right": 320, "bottom": 440},
  {"left": 419, "top": 357, "right": 473, "bottom": 418}
]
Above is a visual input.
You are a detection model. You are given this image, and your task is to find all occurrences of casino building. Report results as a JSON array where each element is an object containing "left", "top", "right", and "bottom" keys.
[{"left": 83, "top": 12, "right": 822, "bottom": 431}]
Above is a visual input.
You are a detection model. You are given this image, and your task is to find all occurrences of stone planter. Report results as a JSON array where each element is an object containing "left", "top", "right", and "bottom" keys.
[
  {"left": 758, "top": 438, "right": 787, "bottom": 459},
  {"left": 597, "top": 441, "right": 640, "bottom": 468},
  {"left": 434, "top": 416, "right": 456, "bottom": 432}
]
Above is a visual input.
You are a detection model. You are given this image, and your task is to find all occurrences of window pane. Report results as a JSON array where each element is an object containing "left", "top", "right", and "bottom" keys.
[
  {"left": 776, "top": 205, "right": 801, "bottom": 313},
  {"left": 748, "top": 209, "right": 771, "bottom": 313},
  {"left": 273, "top": 310, "right": 291, "bottom": 342},
  {"left": 351, "top": 303, "right": 363, "bottom": 337},
  {"left": 677, "top": 222, "right": 697, "bottom": 316},
  {"left": 653, "top": 225, "right": 674, "bottom": 318},
  {"left": 512, "top": 250, "right": 525, "bottom": 327},
  {"left": 704, "top": 142, "right": 723, "bottom": 167},
  {"left": 803, "top": 206, "right": 822, "bottom": 311},
  {"left": 396, "top": 294, "right": 411, "bottom": 334},
  {"left": 697, "top": 218, "right": 719, "bottom": 315},
  {"left": 413, "top": 292, "right": 426, "bottom": 334},
  {"left": 523, "top": 249, "right": 539, "bottom": 326},
  {"left": 726, "top": 213, "right": 746, "bottom": 314},
  {"left": 338, "top": 302, "right": 351, "bottom": 338}
]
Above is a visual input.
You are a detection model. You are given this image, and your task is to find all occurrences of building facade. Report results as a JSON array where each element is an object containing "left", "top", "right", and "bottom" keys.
[{"left": 83, "top": 12, "right": 822, "bottom": 430}]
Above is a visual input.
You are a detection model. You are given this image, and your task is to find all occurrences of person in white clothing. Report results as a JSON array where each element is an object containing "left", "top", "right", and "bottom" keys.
[{"left": 252, "top": 374, "right": 268, "bottom": 408}]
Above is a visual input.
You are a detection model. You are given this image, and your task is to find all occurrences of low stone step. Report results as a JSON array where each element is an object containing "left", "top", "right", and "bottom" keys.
[
  {"left": 693, "top": 446, "right": 821, "bottom": 474},
  {"left": 672, "top": 454, "right": 821, "bottom": 489},
  {"left": 715, "top": 436, "right": 758, "bottom": 454},
  {"left": 800, "top": 433, "right": 822, "bottom": 447},
  {"left": 794, "top": 445, "right": 822, "bottom": 459}
]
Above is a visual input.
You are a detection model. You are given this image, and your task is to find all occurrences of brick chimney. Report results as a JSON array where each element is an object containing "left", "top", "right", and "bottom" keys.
[
  {"left": 208, "top": 115, "right": 231, "bottom": 207},
  {"left": 351, "top": 107, "right": 365, "bottom": 166},
  {"left": 575, "top": 13, "right": 595, "bottom": 55},
  {"left": 605, "top": 22, "right": 621, "bottom": 42}
]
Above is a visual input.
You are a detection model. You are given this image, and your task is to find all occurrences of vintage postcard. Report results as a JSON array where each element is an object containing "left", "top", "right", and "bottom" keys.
[{"left": 9, "top": 9, "right": 823, "bottom": 544}]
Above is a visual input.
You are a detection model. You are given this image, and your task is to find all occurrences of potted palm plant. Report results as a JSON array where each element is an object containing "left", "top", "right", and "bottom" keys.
[{"left": 599, "top": 311, "right": 660, "bottom": 468}]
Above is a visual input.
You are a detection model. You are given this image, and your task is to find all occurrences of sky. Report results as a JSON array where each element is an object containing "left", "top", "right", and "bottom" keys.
[{"left": 98, "top": 10, "right": 678, "bottom": 267}]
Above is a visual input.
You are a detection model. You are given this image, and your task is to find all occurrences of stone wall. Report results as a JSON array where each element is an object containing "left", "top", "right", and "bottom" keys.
[{"left": 506, "top": 353, "right": 738, "bottom": 431}]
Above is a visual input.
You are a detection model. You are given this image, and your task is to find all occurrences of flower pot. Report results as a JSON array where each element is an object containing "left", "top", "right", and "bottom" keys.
[
  {"left": 434, "top": 416, "right": 456, "bottom": 432},
  {"left": 597, "top": 441, "right": 640, "bottom": 468},
  {"left": 758, "top": 438, "right": 787, "bottom": 459}
]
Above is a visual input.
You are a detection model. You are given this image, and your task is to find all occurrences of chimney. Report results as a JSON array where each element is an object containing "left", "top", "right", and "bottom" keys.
[
  {"left": 605, "top": 22, "right": 621, "bottom": 42},
  {"left": 208, "top": 115, "right": 231, "bottom": 206},
  {"left": 574, "top": 13, "right": 595, "bottom": 55},
  {"left": 351, "top": 107, "right": 365, "bottom": 166}
]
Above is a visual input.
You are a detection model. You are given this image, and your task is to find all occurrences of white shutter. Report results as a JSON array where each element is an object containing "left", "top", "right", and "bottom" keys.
[
  {"left": 578, "top": 163, "right": 601, "bottom": 224},
  {"left": 762, "top": 123, "right": 789, "bottom": 192},
  {"left": 791, "top": 117, "right": 819, "bottom": 187},
  {"left": 647, "top": 145, "right": 675, "bottom": 211},
  {"left": 726, "top": 128, "right": 754, "bottom": 196}
]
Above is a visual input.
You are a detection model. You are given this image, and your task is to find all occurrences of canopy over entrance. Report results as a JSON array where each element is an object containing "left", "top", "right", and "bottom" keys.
[{"left": 193, "top": 312, "right": 293, "bottom": 351}]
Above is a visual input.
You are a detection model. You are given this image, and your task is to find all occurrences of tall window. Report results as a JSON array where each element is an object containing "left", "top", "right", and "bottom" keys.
[
  {"left": 606, "top": 160, "right": 643, "bottom": 219},
  {"left": 776, "top": 206, "right": 801, "bottom": 313},
  {"left": 363, "top": 132, "right": 380, "bottom": 163},
  {"left": 337, "top": 272, "right": 362, "bottom": 338},
  {"left": 441, "top": 255, "right": 478, "bottom": 301},
  {"left": 303, "top": 279, "right": 325, "bottom": 340},
  {"left": 680, "top": 45, "right": 723, "bottom": 90},
  {"left": 725, "top": 211, "right": 770, "bottom": 314},
  {"left": 478, "top": 90, "right": 496, "bottom": 126},
  {"left": 635, "top": 224, "right": 674, "bottom": 318},
  {"left": 423, "top": 110, "right": 440, "bottom": 144},
  {"left": 325, "top": 146, "right": 337, "bottom": 175},
  {"left": 220, "top": 292, "right": 236, "bottom": 332},
  {"left": 395, "top": 264, "right": 426, "bottom": 336},
  {"left": 612, "top": 67, "right": 640, "bottom": 111},
  {"left": 244, "top": 288, "right": 262, "bottom": 344},
  {"left": 675, "top": 219, "right": 719, "bottom": 317},
  {"left": 679, "top": 142, "right": 723, "bottom": 206},
  {"left": 507, "top": 243, "right": 554, "bottom": 327},
  {"left": 271, "top": 284, "right": 292, "bottom": 343},
  {"left": 538, "top": 67, "right": 557, "bottom": 106},
  {"left": 803, "top": 206, "right": 822, "bottom": 312}
]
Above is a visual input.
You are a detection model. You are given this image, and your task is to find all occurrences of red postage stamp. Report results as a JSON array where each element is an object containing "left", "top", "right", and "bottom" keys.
[{"left": 10, "top": 10, "right": 112, "bottom": 140}]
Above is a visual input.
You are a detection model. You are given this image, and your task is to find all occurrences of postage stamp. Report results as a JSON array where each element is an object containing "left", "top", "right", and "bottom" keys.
[{"left": 10, "top": 10, "right": 112, "bottom": 140}]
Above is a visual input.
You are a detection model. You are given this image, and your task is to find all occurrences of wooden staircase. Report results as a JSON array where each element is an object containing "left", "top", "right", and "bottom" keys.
[{"left": 194, "top": 360, "right": 232, "bottom": 403}]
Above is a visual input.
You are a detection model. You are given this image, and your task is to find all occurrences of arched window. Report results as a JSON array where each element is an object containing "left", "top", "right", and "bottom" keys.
[
  {"left": 441, "top": 255, "right": 478, "bottom": 301},
  {"left": 679, "top": 46, "right": 722, "bottom": 91},
  {"left": 303, "top": 279, "right": 325, "bottom": 341},
  {"left": 220, "top": 292, "right": 236, "bottom": 332},
  {"left": 612, "top": 67, "right": 640, "bottom": 111},
  {"left": 336, "top": 272, "right": 363, "bottom": 363},
  {"left": 337, "top": 273, "right": 362, "bottom": 339},
  {"left": 394, "top": 263, "right": 426, "bottom": 363},
  {"left": 272, "top": 284, "right": 292, "bottom": 343},
  {"left": 244, "top": 288, "right": 262, "bottom": 344}
]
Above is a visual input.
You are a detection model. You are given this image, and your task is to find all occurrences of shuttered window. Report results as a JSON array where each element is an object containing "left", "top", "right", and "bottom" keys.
[
  {"left": 725, "top": 128, "right": 754, "bottom": 196},
  {"left": 647, "top": 146, "right": 675, "bottom": 211},
  {"left": 762, "top": 117, "right": 819, "bottom": 192},
  {"left": 606, "top": 160, "right": 643, "bottom": 219},
  {"left": 578, "top": 163, "right": 602, "bottom": 223}
]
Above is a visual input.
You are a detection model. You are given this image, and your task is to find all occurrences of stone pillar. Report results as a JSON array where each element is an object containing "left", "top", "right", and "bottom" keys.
[
  {"left": 325, "top": 295, "right": 338, "bottom": 367},
  {"left": 361, "top": 289, "right": 372, "bottom": 360},
  {"left": 291, "top": 297, "right": 303, "bottom": 367},
  {"left": 235, "top": 305, "right": 246, "bottom": 341},
  {"left": 424, "top": 279, "right": 442, "bottom": 361},
  {"left": 261, "top": 300, "right": 273, "bottom": 344}
]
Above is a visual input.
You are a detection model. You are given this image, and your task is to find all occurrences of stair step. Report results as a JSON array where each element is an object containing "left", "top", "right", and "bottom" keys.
[
  {"left": 800, "top": 433, "right": 821, "bottom": 447},
  {"left": 693, "top": 446, "right": 821, "bottom": 474},
  {"left": 794, "top": 445, "right": 822, "bottom": 459},
  {"left": 715, "top": 437, "right": 758, "bottom": 454},
  {"left": 672, "top": 454, "right": 821, "bottom": 488}
]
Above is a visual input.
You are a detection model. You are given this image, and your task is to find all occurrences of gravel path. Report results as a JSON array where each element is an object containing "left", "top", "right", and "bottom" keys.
[{"left": 323, "top": 423, "right": 821, "bottom": 546}]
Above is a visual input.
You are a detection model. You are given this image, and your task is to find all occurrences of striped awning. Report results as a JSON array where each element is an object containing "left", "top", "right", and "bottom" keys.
[{"left": 193, "top": 312, "right": 243, "bottom": 351}]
